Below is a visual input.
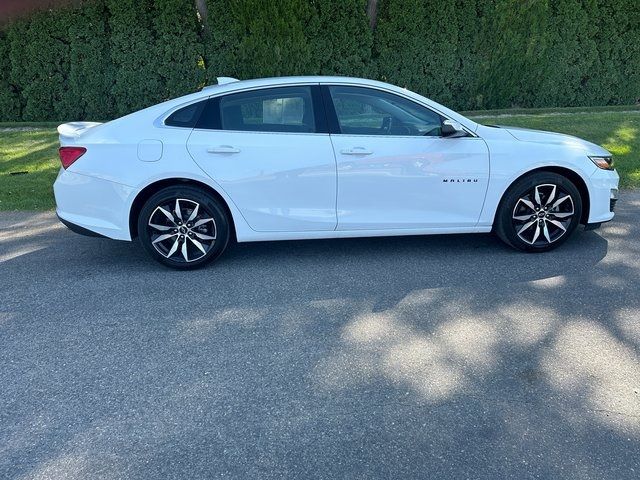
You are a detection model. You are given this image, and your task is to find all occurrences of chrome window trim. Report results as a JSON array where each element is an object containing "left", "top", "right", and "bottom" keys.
[{"left": 158, "top": 81, "right": 478, "bottom": 138}]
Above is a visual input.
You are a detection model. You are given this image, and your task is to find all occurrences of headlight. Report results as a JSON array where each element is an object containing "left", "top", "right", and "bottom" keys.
[{"left": 588, "top": 155, "right": 614, "bottom": 170}]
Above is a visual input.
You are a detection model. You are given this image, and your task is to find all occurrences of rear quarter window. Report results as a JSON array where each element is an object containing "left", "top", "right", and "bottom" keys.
[{"left": 165, "top": 101, "right": 206, "bottom": 128}]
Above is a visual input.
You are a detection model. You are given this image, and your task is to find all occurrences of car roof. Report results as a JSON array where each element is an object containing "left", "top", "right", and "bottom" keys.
[
  {"left": 204, "top": 75, "right": 395, "bottom": 88},
  {"left": 201, "top": 75, "right": 433, "bottom": 97}
]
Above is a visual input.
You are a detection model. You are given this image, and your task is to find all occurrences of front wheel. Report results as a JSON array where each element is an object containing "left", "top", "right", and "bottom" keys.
[
  {"left": 495, "top": 172, "right": 583, "bottom": 252},
  {"left": 138, "top": 186, "right": 230, "bottom": 269}
]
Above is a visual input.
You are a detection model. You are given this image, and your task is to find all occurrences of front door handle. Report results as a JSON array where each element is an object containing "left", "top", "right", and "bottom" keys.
[
  {"left": 340, "top": 147, "right": 373, "bottom": 156},
  {"left": 207, "top": 145, "right": 240, "bottom": 154}
]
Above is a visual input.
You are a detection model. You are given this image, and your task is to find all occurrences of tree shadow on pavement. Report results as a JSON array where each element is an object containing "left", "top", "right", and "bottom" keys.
[{"left": 0, "top": 192, "right": 639, "bottom": 479}]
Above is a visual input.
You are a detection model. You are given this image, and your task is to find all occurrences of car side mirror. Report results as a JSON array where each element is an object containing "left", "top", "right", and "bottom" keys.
[{"left": 441, "top": 119, "right": 468, "bottom": 138}]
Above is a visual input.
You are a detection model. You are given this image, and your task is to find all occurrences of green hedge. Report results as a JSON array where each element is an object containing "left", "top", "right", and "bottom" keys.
[
  {"left": 0, "top": 0, "right": 638, "bottom": 121},
  {"left": 0, "top": 32, "right": 21, "bottom": 120},
  {"left": 69, "top": 1, "right": 113, "bottom": 120}
]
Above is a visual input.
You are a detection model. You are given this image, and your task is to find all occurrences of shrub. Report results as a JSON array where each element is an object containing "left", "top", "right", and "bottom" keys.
[
  {"left": 153, "top": 0, "right": 206, "bottom": 99},
  {"left": 107, "top": 0, "right": 162, "bottom": 116},
  {"left": 475, "top": 0, "right": 554, "bottom": 109},
  {"left": 593, "top": 0, "right": 640, "bottom": 105},
  {"left": 1, "top": 0, "right": 639, "bottom": 121},
  {"left": 7, "top": 9, "right": 74, "bottom": 121},
  {"left": 375, "top": 1, "right": 429, "bottom": 93},
  {"left": 542, "top": 0, "right": 600, "bottom": 107},
  {"left": 374, "top": 0, "right": 458, "bottom": 106},
  {"left": 0, "top": 32, "right": 21, "bottom": 121},
  {"left": 67, "top": 0, "right": 114, "bottom": 120},
  {"left": 309, "top": 0, "right": 374, "bottom": 77},
  {"left": 205, "top": 0, "right": 318, "bottom": 81},
  {"left": 451, "top": 0, "right": 485, "bottom": 110}
]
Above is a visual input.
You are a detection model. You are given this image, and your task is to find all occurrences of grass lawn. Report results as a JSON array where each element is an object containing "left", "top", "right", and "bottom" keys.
[
  {"left": 1, "top": 107, "right": 639, "bottom": 210},
  {"left": 1, "top": 128, "right": 60, "bottom": 210}
]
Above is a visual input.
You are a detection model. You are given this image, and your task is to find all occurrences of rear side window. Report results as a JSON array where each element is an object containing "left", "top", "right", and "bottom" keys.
[
  {"left": 218, "top": 86, "right": 316, "bottom": 133},
  {"left": 165, "top": 101, "right": 206, "bottom": 128}
]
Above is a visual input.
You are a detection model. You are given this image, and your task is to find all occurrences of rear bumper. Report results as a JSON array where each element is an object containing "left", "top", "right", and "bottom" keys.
[
  {"left": 53, "top": 168, "right": 134, "bottom": 240},
  {"left": 57, "top": 214, "right": 108, "bottom": 238}
]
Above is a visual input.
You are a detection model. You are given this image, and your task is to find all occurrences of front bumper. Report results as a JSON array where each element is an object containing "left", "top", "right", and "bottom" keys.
[
  {"left": 587, "top": 168, "right": 619, "bottom": 224},
  {"left": 53, "top": 168, "right": 135, "bottom": 240}
]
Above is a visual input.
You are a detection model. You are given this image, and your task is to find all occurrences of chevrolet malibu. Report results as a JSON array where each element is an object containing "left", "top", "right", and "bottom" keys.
[{"left": 54, "top": 76, "right": 619, "bottom": 269}]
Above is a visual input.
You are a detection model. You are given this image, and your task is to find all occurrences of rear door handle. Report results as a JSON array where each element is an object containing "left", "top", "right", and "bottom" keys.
[
  {"left": 340, "top": 147, "right": 373, "bottom": 156},
  {"left": 207, "top": 145, "right": 240, "bottom": 154}
]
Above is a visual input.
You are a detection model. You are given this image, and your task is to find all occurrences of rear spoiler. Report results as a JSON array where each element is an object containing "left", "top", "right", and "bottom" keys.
[{"left": 57, "top": 122, "right": 102, "bottom": 144}]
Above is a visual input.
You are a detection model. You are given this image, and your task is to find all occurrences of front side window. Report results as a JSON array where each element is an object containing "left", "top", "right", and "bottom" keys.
[
  {"left": 219, "top": 86, "right": 316, "bottom": 133},
  {"left": 329, "top": 86, "right": 443, "bottom": 136}
]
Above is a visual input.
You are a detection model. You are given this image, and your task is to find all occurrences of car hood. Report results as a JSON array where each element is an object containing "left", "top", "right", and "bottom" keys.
[{"left": 500, "top": 126, "right": 611, "bottom": 156}]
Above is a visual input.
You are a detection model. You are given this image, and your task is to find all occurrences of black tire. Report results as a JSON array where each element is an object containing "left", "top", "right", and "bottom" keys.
[
  {"left": 495, "top": 171, "right": 583, "bottom": 252},
  {"left": 137, "top": 185, "right": 230, "bottom": 269}
]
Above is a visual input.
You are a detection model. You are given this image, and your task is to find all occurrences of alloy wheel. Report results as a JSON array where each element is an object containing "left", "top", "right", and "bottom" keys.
[
  {"left": 512, "top": 183, "right": 575, "bottom": 246},
  {"left": 147, "top": 198, "right": 217, "bottom": 263}
]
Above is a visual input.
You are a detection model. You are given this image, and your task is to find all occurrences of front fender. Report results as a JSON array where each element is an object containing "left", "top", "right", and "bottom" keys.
[{"left": 478, "top": 136, "right": 598, "bottom": 227}]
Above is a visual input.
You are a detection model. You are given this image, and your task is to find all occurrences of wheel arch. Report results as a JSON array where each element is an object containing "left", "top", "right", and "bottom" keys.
[
  {"left": 129, "top": 178, "right": 237, "bottom": 240},
  {"left": 494, "top": 166, "right": 590, "bottom": 226}
]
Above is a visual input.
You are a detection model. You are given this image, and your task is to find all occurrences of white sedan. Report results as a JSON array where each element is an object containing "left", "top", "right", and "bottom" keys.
[{"left": 54, "top": 76, "right": 619, "bottom": 269}]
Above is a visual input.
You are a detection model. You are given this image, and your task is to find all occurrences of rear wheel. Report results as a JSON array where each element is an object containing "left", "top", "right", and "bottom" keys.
[
  {"left": 495, "top": 172, "right": 582, "bottom": 252},
  {"left": 138, "top": 186, "right": 230, "bottom": 269}
]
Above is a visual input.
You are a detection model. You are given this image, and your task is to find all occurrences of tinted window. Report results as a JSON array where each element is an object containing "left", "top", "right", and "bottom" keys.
[
  {"left": 165, "top": 101, "right": 205, "bottom": 128},
  {"left": 329, "top": 86, "right": 443, "bottom": 136},
  {"left": 195, "top": 97, "right": 221, "bottom": 130},
  {"left": 219, "top": 86, "right": 316, "bottom": 133}
]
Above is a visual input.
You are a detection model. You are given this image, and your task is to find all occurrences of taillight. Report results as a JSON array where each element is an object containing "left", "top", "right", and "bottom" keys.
[{"left": 59, "top": 146, "right": 87, "bottom": 169}]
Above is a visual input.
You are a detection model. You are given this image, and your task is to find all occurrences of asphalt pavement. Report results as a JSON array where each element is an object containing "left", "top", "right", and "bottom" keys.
[{"left": 1, "top": 191, "right": 639, "bottom": 479}]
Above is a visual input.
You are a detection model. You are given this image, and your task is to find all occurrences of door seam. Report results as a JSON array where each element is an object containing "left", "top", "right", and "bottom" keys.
[{"left": 327, "top": 134, "right": 339, "bottom": 231}]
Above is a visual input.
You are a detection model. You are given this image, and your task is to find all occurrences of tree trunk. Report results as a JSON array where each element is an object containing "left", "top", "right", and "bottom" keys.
[
  {"left": 194, "top": 0, "right": 208, "bottom": 36},
  {"left": 367, "top": 0, "right": 378, "bottom": 31}
]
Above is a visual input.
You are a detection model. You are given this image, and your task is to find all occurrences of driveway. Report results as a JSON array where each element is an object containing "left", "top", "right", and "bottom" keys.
[{"left": 1, "top": 191, "right": 639, "bottom": 479}]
